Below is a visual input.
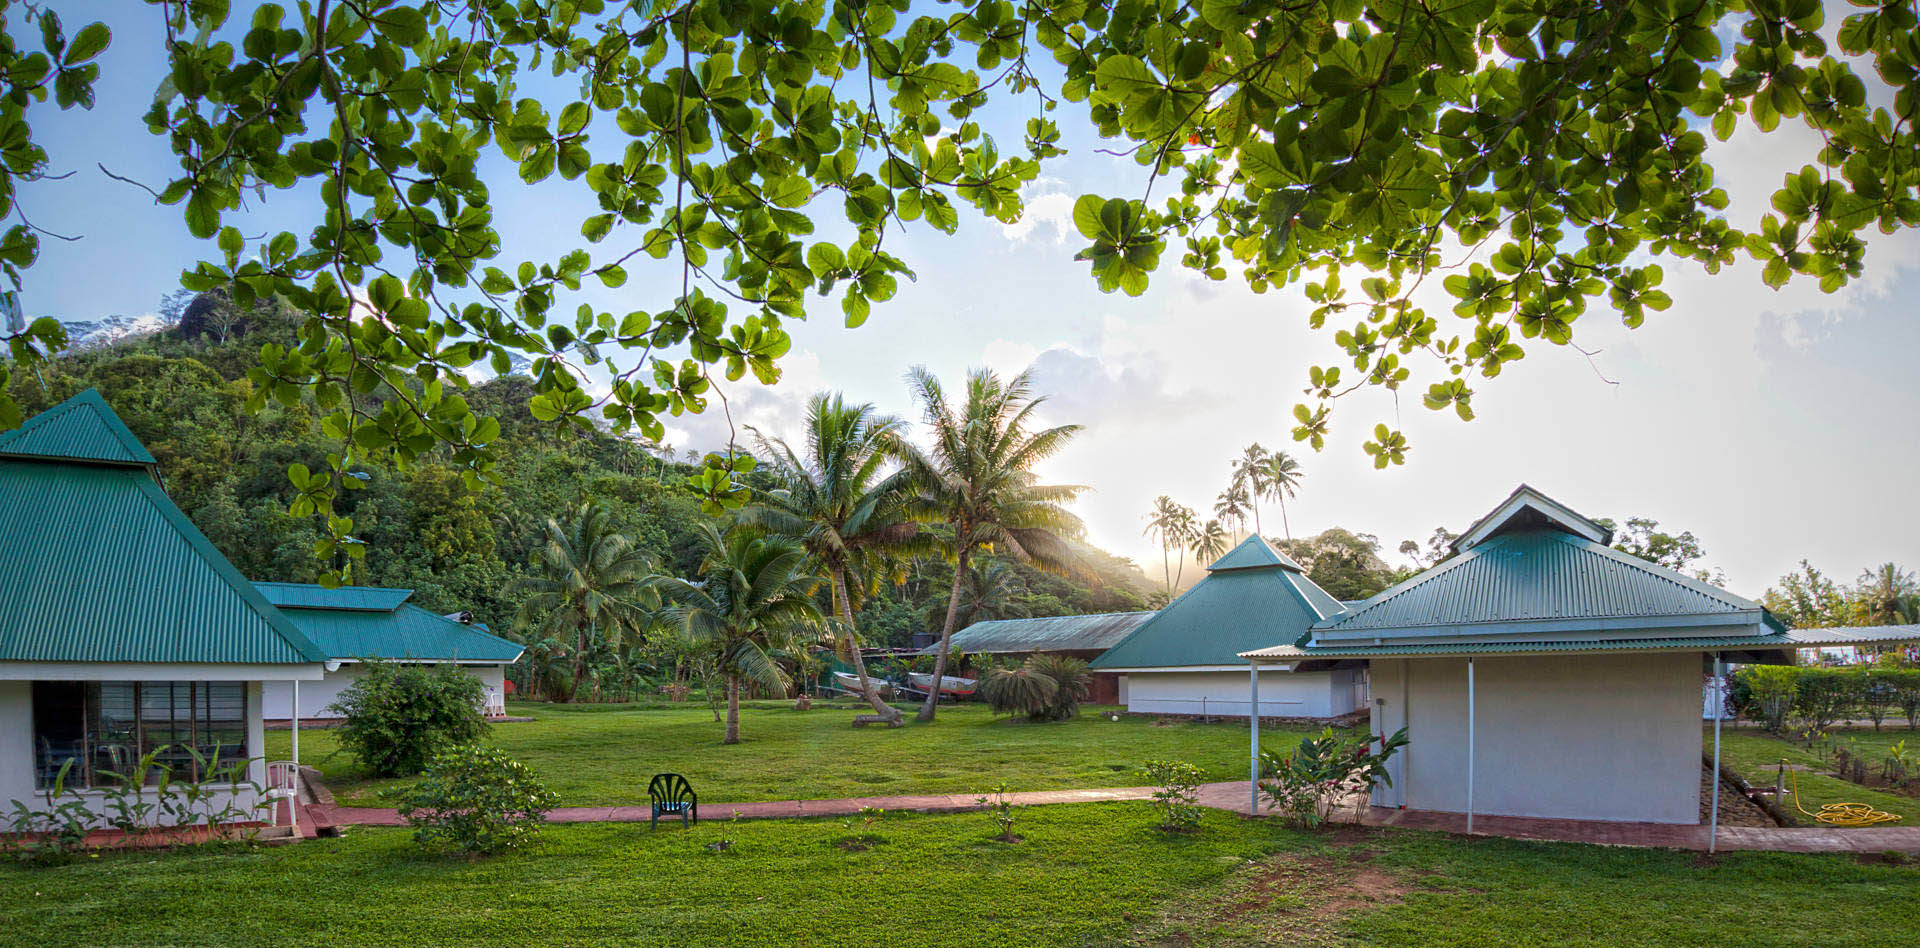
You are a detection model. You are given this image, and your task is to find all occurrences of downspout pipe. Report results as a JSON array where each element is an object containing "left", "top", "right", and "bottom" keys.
[
  {"left": 1466, "top": 657, "right": 1475, "bottom": 834},
  {"left": 1710, "top": 652, "right": 1724, "bottom": 854}
]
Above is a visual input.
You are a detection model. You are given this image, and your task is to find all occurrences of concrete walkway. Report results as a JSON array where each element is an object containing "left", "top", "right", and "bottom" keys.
[{"left": 307, "top": 780, "right": 1920, "bottom": 853}]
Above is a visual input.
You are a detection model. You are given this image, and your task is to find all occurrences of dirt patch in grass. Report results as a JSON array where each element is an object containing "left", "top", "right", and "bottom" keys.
[
  {"left": 1222, "top": 849, "right": 1414, "bottom": 924},
  {"left": 1854, "top": 851, "right": 1914, "bottom": 867},
  {"left": 1123, "top": 837, "right": 1426, "bottom": 948}
]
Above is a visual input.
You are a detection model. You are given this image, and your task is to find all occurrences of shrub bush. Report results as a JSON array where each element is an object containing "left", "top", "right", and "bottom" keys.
[
  {"left": 1140, "top": 759, "right": 1205, "bottom": 833},
  {"left": 977, "top": 655, "right": 1091, "bottom": 722},
  {"left": 397, "top": 745, "right": 558, "bottom": 856},
  {"left": 1260, "top": 727, "right": 1408, "bottom": 828},
  {"left": 1736, "top": 665, "right": 1801, "bottom": 733},
  {"left": 331, "top": 661, "right": 487, "bottom": 777}
]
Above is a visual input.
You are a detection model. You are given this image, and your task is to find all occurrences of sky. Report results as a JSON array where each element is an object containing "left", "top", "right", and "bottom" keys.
[{"left": 15, "top": 1, "right": 1920, "bottom": 597}]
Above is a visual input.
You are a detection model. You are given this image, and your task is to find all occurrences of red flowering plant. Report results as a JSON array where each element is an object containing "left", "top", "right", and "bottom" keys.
[{"left": 1259, "top": 727, "right": 1409, "bottom": 828}]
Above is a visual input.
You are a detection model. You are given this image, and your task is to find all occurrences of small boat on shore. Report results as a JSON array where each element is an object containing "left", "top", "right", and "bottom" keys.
[
  {"left": 831, "top": 671, "right": 892, "bottom": 697},
  {"left": 907, "top": 672, "right": 977, "bottom": 697}
]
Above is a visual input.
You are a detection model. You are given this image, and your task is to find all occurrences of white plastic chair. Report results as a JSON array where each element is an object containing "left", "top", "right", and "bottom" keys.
[{"left": 265, "top": 761, "right": 301, "bottom": 827}]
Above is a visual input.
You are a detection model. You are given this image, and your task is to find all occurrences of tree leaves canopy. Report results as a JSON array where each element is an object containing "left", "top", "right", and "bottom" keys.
[{"left": 0, "top": 0, "right": 1914, "bottom": 540}]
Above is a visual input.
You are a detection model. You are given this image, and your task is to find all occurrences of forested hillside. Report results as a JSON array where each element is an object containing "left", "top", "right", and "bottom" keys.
[{"left": 9, "top": 302, "right": 1152, "bottom": 671}]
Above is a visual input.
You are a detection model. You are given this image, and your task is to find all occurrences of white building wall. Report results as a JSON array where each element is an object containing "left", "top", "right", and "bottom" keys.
[
  {"left": 1124, "top": 668, "right": 1363, "bottom": 719},
  {"left": 0, "top": 678, "right": 269, "bottom": 827},
  {"left": 0, "top": 680, "right": 33, "bottom": 813},
  {"left": 1367, "top": 653, "right": 1702, "bottom": 824},
  {"left": 264, "top": 663, "right": 510, "bottom": 720}
]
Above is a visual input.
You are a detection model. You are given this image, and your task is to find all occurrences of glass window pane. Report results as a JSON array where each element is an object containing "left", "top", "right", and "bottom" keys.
[{"left": 30, "top": 682, "right": 87, "bottom": 789}]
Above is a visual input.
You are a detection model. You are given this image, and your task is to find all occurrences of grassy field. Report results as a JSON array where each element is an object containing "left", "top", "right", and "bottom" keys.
[
  {"left": 267, "top": 701, "right": 1339, "bottom": 807},
  {"left": 1713, "top": 726, "right": 1920, "bottom": 824},
  {"left": 4, "top": 804, "right": 1912, "bottom": 948}
]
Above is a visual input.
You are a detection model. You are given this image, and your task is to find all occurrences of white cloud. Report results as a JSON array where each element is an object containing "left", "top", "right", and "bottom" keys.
[{"left": 998, "top": 178, "right": 1076, "bottom": 245}]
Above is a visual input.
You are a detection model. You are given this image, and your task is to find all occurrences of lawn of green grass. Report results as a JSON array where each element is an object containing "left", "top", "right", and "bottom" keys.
[
  {"left": 268, "top": 701, "right": 1337, "bottom": 808},
  {"left": 5, "top": 804, "right": 1913, "bottom": 948},
  {"left": 1712, "top": 726, "right": 1920, "bottom": 824}
]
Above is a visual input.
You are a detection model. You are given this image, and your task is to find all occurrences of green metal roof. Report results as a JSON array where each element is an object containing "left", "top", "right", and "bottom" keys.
[
  {"left": 267, "top": 592, "right": 524, "bottom": 663},
  {"left": 1207, "top": 535, "right": 1307, "bottom": 572},
  {"left": 1244, "top": 624, "right": 1920, "bottom": 662},
  {"left": 924, "top": 611, "right": 1155, "bottom": 655},
  {"left": 0, "top": 459, "right": 324, "bottom": 665},
  {"left": 0, "top": 389, "right": 156, "bottom": 466},
  {"left": 256, "top": 582, "right": 415, "bottom": 613},
  {"left": 1311, "top": 527, "right": 1778, "bottom": 641},
  {"left": 1449, "top": 483, "right": 1611, "bottom": 553},
  {"left": 1092, "top": 538, "right": 1344, "bottom": 669}
]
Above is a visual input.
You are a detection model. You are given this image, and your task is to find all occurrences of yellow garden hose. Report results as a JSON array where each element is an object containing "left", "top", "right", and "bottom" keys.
[{"left": 1781, "top": 759, "right": 1902, "bottom": 827}]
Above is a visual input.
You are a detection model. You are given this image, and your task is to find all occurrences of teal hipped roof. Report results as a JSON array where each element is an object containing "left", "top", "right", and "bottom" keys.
[
  {"left": 1245, "top": 624, "right": 1920, "bottom": 661},
  {"left": 0, "top": 388, "right": 156, "bottom": 466},
  {"left": 1091, "top": 536, "right": 1344, "bottom": 669},
  {"left": 259, "top": 583, "right": 523, "bottom": 664},
  {"left": 1276, "top": 485, "right": 1781, "bottom": 661},
  {"left": 922, "top": 611, "right": 1155, "bottom": 656},
  {"left": 0, "top": 393, "right": 323, "bottom": 665},
  {"left": 257, "top": 582, "right": 414, "bottom": 613},
  {"left": 1313, "top": 528, "right": 1779, "bottom": 640}
]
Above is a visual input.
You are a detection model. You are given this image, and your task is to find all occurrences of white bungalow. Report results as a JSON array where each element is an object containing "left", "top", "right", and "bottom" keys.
[
  {"left": 257, "top": 583, "right": 524, "bottom": 723},
  {"left": 1244, "top": 485, "right": 1919, "bottom": 839},
  {"left": 1092, "top": 536, "right": 1368, "bottom": 721},
  {"left": 0, "top": 390, "right": 325, "bottom": 828}
]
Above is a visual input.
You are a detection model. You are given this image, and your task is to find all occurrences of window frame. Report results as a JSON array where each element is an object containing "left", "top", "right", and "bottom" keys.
[{"left": 30, "top": 680, "right": 251, "bottom": 790}]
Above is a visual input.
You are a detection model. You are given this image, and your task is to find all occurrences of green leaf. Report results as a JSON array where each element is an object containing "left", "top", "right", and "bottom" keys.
[
  {"left": 65, "top": 22, "right": 109, "bottom": 64},
  {"left": 184, "top": 189, "right": 219, "bottom": 239},
  {"left": 1072, "top": 194, "right": 1106, "bottom": 239}
]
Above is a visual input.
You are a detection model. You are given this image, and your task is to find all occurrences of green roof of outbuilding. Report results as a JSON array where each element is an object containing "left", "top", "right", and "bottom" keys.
[
  {"left": 256, "top": 582, "right": 416, "bottom": 613},
  {"left": 265, "top": 588, "right": 523, "bottom": 663},
  {"left": 1091, "top": 537, "right": 1344, "bottom": 669},
  {"left": 0, "top": 460, "right": 324, "bottom": 665},
  {"left": 0, "top": 389, "right": 156, "bottom": 466},
  {"left": 925, "top": 611, "right": 1155, "bottom": 655},
  {"left": 1311, "top": 528, "right": 1779, "bottom": 641}
]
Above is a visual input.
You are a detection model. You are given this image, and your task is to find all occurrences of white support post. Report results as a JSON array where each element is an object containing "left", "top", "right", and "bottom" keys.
[
  {"left": 290, "top": 679, "right": 301, "bottom": 765},
  {"left": 1249, "top": 663, "right": 1261, "bottom": 816},
  {"left": 1710, "top": 653, "right": 1723, "bottom": 854},
  {"left": 1465, "top": 657, "right": 1476, "bottom": 835}
]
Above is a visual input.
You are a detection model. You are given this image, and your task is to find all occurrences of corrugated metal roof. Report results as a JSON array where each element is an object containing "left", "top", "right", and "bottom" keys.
[
  {"left": 1091, "top": 554, "right": 1345, "bottom": 669},
  {"left": 1450, "top": 483, "right": 1611, "bottom": 552},
  {"left": 0, "top": 389, "right": 156, "bottom": 466},
  {"left": 926, "top": 611, "right": 1155, "bottom": 655},
  {"left": 0, "top": 459, "right": 324, "bottom": 664},
  {"left": 1312, "top": 528, "right": 1773, "bottom": 639},
  {"left": 272, "top": 601, "right": 524, "bottom": 663},
  {"left": 1208, "top": 535, "right": 1306, "bottom": 572},
  {"left": 1244, "top": 624, "right": 1920, "bottom": 661},
  {"left": 256, "top": 582, "right": 415, "bottom": 613}
]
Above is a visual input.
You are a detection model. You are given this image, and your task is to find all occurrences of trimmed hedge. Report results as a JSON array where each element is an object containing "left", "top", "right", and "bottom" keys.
[{"left": 1730, "top": 664, "right": 1920, "bottom": 732}]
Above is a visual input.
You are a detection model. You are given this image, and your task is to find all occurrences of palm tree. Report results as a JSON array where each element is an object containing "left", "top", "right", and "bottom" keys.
[
  {"left": 959, "top": 559, "right": 1030, "bottom": 626},
  {"left": 899, "top": 365, "right": 1086, "bottom": 722},
  {"left": 1143, "top": 495, "right": 1198, "bottom": 597},
  {"left": 1855, "top": 563, "right": 1920, "bottom": 626},
  {"left": 514, "top": 503, "right": 661, "bottom": 701},
  {"left": 1231, "top": 444, "right": 1271, "bottom": 536},
  {"left": 1192, "top": 518, "right": 1232, "bottom": 567},
  {"left": 659, "top": 522, "right": 826, "bottom": 744},
  {"left": 1260, "top": 450, "right": 1305, "bottom": 541},
  {"left": 741, "top": 392, "right": 922, "bottom": 724},
  {"left": 1213, "top": 483, "right": 1249, "bottom": 542}
]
